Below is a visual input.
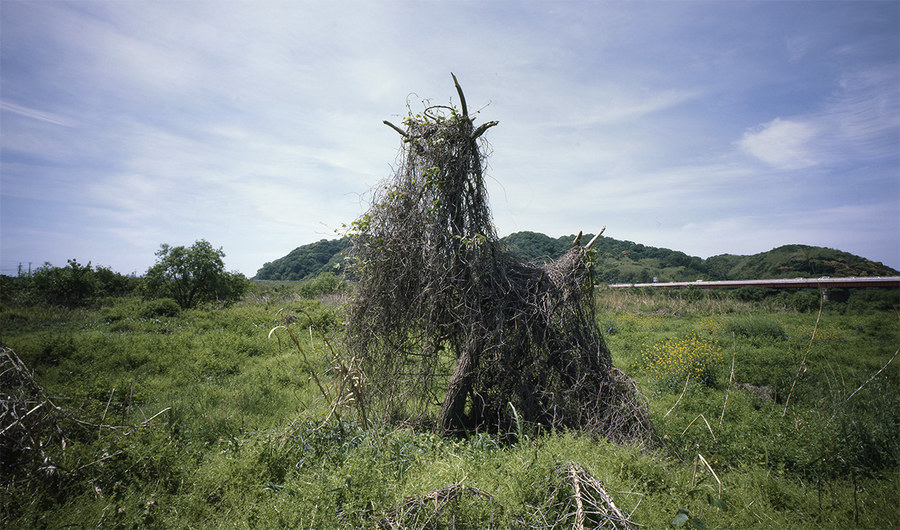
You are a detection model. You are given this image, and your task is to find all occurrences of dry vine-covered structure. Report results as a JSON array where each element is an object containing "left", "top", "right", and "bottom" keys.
[{"left": 346, "top": 75, "right": 651, "bottom": 443}]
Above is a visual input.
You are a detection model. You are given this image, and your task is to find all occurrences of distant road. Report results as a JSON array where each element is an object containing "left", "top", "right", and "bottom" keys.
[{"left": 608, "top": 277, "right": 900, "bottom": 290}]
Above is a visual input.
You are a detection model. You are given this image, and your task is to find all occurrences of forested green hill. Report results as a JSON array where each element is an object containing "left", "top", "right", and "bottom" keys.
[
  {"left": 254, "top": 232, "right": 897, "bottom": 283},
  {"left": 254, "top": 238, "right": 350, "bottom": 281}
]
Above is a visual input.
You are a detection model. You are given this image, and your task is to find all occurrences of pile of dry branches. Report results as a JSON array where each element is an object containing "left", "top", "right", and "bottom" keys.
[
  {"left": 534, "top": 462, "right": 638, "bottom": 529},
  {"left": 346, "top": 75, "right": 651, "bottom": 443},
  {"left": 378, "top": 464, "right": 637, "bottom": 529},
  {"left": 379, "top": 480, "right": 497, "bottom": 529},
  {"left": 1, "top": 346, "right": 66, "bottom": 482},
  {"left": 1, "top": 346, "right": 170, "bottom": 487}
]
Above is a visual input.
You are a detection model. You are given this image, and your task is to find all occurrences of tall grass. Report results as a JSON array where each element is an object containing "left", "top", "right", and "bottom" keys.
[{"left": 1, "top": 288, "right": 897, "bottom": 527}]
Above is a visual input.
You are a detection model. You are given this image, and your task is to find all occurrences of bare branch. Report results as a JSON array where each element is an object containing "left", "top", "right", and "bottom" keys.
[
  {"left": 584, "top": 226, "right": 606, "bottom": 249},
  {"left": 451, "top": 72, "right": 468, "bottom": 117},
  {"left": 471, "top": 120, "right": 498, "bottom": 140},
  {"left": 383, "top": 120, "right": 409, "bottom": 138}
]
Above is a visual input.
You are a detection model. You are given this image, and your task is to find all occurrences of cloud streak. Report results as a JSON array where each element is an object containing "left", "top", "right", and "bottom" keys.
[{"left": 1, "top": 1, "right": 897, "bottom": 276}]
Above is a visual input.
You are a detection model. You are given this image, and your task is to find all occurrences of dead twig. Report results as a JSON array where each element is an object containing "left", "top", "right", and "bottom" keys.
[
  {"left": 846, "top": 347, "right": 898, "bottom": 402},
  {"left": 537, "top": 463, "right": 636, "bottom": 530},
  {"left": 720, "top": 333, "right": 736, "bottom": 427},
  {"left": 379, "top": 475, "right": 496, "bottom": 529},
  {"left": 682, "top": 413, "right": 716, "bottom": 442},
  {"left": 1, "top": 346, "right": 172, "bottom": 488},
  {"left": 665, "top": 373, "right": 690, "bottom": 418}
]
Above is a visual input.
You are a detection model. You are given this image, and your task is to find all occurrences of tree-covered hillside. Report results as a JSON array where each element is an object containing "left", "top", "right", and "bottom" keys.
[
  {"left": 255, "top": 232, "right": 897, "bottom": 283},
  {"left": 502, "top": 231, "right": 708, "bottom": 283},
  {"left": 705, "top": 244, "right": 896, "bottom": 280},
  {"left": 254, "top": 238, "right": 350, "bottom": 281}
]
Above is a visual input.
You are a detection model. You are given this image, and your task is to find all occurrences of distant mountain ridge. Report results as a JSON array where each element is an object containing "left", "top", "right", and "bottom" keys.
[{"left": 254, "top": 232, "right": 897, "bottom": 283}]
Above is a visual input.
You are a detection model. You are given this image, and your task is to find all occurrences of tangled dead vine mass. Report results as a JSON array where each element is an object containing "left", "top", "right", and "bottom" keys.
[{"left": 346, "top": 74, "right": 652, "bottom": 443}]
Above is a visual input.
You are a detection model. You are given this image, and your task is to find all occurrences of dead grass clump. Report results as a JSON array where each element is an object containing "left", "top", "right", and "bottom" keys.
[
  {"left": 378, "top": 463, "right": 638, "bottom": 529},
  {"left": 379, "top": 481, "right": 497, "bottom": 529}
]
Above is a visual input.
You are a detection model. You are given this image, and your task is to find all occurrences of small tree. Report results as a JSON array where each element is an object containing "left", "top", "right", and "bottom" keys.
[{"left": 144, "top": 240, "right": 248, "bottom": 309}]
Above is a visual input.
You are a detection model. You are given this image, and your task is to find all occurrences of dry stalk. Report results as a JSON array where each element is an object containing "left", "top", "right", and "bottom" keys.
[
  {"left": 720, "top": 334, "right": 736, "bottom": 427},
  {"left": 99, "top": 388, "right": 115, "bottom": 439},
  {"left": 695, "top": 453, "right": 722, "bottom": 499},
  {"left": 682, "top": 413, "right": 716, "bottom": 442},
  {"left": 665, "top": 373, "right": 690, "bottom": 418},
  {"left": 783, "top": 291, "right": 824, "bottom": 416},
  {"left": 845, "top": 346, "right": 898, "bottom": 402},
  {"left": 570, "top": 463, "right": 586, "bottom": 529},
  {"left": 269, "top": 307, "right": 368, "bottom": 430},
  {"left": 268, "top": 321, "right": 333, "bottom": 412}
]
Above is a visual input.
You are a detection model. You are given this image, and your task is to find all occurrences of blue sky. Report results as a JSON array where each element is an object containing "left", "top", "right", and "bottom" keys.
[{"left": 1, "top": 1, "right": 898, "bottom": 276}]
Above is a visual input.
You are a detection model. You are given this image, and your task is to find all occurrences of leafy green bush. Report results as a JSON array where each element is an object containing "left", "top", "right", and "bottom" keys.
[
  {"left": 845, "top": 288, "right": 900, "bottom": 313},
  {"left": 29, "top": 259, "right": 99, "bottom": 307},
  {"left": 139, "top": 298, "right": 182, "bottom": 318},
  {"left": 774, "top": 290, "right": 822, "bottom": 312},
  {"left": 143, "top": 240, "right": 248, "bottom": 309},
  {"left": 2, "top": 261, "right": 138, "bottom": 308}
]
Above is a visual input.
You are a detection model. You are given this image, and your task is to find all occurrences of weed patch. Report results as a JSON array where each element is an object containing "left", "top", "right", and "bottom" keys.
[
  {"left": 637, "top": 334, "right": 724, "bottom": 389},
  {"left": 1, "top": 287, "right": 897, "bottom": 527}
]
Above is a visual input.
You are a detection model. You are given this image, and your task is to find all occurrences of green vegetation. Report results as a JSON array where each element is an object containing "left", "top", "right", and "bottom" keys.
[
  {"left": 254, "top": 238, "right": 350, "bottom": 281},
  {"left": 2, "top": 279, "right": 896, "bottom": 527},
  {"left": 637, "top": 333, "right": 724, "bottom": 389},
  {"left": 257, "top": 231, "right": 897, "bottom": 284},
  {"left": 0, "top": 259, "right": 140, "bottom": 308},
  {"left": 144, "top": 240, "right": 249, "bottom": 309},
  {"left": 706, "top": 244, "right": 897, "bottom": 280},
  {"left": 1, "top": 240, "right": 249, "bottom": 313}
]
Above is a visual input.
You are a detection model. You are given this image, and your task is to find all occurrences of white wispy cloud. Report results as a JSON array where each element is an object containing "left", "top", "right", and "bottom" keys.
[
  {"left": 738, "top": 62, "right": 898, "bottom": 171},
  {"left": 738, "top": 118, "right": 821, "bottom": 170},
  {"left": 829, "top": 67, "right": 900, "bottom": 159},
  {"left": 1, "top": 1, "right": 897, "bottom": 275}
]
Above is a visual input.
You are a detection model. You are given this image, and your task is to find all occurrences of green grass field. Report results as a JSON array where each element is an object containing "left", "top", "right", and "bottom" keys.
[{"left": 1, "top": 286, "right": 897, "bottom": 528}]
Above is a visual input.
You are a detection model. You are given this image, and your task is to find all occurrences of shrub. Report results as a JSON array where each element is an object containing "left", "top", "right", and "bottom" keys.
[
  {"left": 9, "top": 261, "right": 138, "bottom": 308},
  {"left": 733, "top": 286, "right": 765, "bottom": 302},
  {"left": 143, "top": 240, "right": 249, "bottom": 309},
  {"left": 296, "top": 272, "right": 348, "bottom": 298},
  {"left": 140, "top": 298, "right": 182, "bottom": 318},
  {"left": 723, "top": 315, "right": 787, "bottom": 341},
  {"left": 30, "top": 259, "right": 98, "bottom": 307},
  {"left": 846, "top": 288, "right": 900, "bottom": 313},
  {"left": 774, "top": 290, "right": 821, "bottom": 312},
  {"left": 637, "top": 334, "right": 724, "bottom": 388},
  {"left": 93, "top": 265, "right": 140, "bottom": 297}
]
